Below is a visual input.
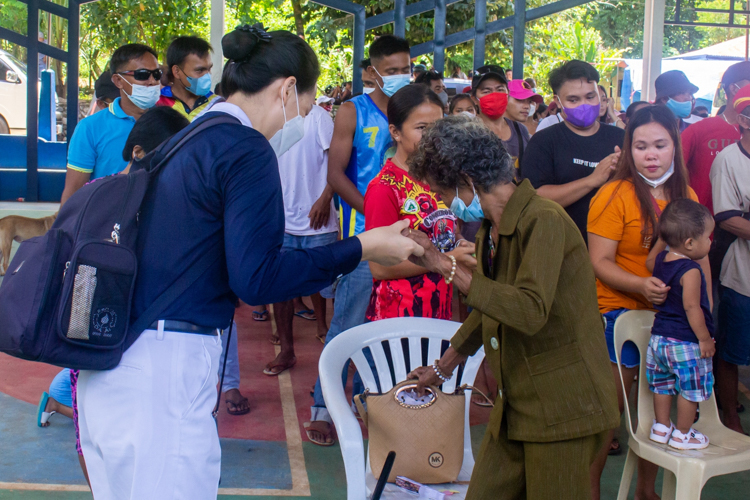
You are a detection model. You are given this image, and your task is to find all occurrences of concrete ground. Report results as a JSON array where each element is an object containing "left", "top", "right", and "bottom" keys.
[{"left": 2, "top": 202, "right": 750, "bottom": 499}]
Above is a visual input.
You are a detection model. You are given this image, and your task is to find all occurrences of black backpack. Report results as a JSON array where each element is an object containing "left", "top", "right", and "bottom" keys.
[{"left": 0, "top": 114, "right": 238, "bottom": 370}]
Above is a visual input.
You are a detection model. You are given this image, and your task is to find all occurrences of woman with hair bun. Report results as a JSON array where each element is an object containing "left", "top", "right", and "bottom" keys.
[{"left": 76, "top": 24, "right": 423, "bottom": 499}]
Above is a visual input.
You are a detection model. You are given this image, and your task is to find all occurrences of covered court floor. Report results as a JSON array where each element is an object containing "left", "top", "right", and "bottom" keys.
[{"left": 1, "top": 203, "right": 750, "bottom": 499}]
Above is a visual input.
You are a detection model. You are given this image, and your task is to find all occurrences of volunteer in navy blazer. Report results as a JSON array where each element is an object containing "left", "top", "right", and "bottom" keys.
[{"left": 75, "top": 24, "right": 423, "bottom": 500}]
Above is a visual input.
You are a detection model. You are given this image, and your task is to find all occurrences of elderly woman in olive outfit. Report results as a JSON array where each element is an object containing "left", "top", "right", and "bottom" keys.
[{"left": 407, "top": 116, "right": 619, "bottom": 500}]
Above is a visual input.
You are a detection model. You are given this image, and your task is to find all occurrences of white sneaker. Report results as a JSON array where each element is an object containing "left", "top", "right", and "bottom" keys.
[
  {"left": 668, "top": 428, "right": 709, "bottom": 450},
  {"left": 649, "top": 420, "right": 674, "bottom": 444}
]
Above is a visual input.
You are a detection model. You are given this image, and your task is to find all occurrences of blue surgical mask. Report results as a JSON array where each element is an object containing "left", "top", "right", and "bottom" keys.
[
  {"left": 450, "top": 186, "right": 484, "bottom": 222},
  {"left": 666, "top": 98, "right": 692, "bottom": 119},
  {"left": 374, "top": 68, "right": 411, "bottom": 97},
  {"left": 185, "top": 73, "right": 212, "bottom": 97},
  {"left": 363, "top": 87, "right": 375, "bottom": 94}
]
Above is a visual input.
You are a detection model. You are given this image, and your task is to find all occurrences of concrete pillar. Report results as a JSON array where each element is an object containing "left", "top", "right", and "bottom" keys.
[
  {"left": 210, "top": 0, "right": 225, "bottom": 87},
  {"left": 641, "top": 0, "right": 665, "bottom": 102}
]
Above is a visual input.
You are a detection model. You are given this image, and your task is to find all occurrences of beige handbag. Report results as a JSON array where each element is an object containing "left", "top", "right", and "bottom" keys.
[{"left": 354, "top": 380, "right": 487, "bottom": 484}]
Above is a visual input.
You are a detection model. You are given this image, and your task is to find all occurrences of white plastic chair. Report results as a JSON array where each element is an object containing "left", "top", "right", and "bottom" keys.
[
  {"left": 613, "top": 310, "right": 750, "bottom": 500},
  {"left": 319, "top": 317, "right": 486, "bottom": 500}
]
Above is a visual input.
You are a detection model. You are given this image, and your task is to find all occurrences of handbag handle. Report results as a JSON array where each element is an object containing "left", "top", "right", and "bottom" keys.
[
  {"left": 458, "top": 384, "right": 494, "bottom": 408},
  {"left": 355, "top": 383, "right": 495, "bottom": 429},
  {"left": 354, "top": 393, "right": 369, "bottom": 427}
]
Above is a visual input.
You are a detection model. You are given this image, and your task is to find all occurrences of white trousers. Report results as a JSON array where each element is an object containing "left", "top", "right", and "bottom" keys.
[{"left": 78, "top": 324, "right": 223, "bottom": 500}]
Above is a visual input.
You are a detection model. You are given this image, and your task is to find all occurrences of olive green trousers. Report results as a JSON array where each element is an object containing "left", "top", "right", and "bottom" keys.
[{"left": 466, "top": 418, "right": 608, "bottom": 500}]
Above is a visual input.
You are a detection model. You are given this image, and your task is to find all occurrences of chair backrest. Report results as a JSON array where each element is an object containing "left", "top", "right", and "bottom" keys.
[
  {"left": 319, "top": 317, "right": 486, "bottom": 499},
  {"left": 613, "top": 310, "right": 656, "bottom": 435}
]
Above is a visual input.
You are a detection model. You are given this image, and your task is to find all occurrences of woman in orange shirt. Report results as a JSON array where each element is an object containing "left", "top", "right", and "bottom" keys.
[{"left": 587, "top": 105, "right": 710, "bottom": 500}]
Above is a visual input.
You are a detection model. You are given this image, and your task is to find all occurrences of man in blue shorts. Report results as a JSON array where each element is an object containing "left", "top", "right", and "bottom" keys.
[{"left": 305, "top": 35, "right": 412, "bottom": 446}]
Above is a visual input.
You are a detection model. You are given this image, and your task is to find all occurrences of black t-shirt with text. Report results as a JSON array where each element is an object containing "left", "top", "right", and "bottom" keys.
[{"left": 522, "top": 122, "right": 625, "bottom": 241}]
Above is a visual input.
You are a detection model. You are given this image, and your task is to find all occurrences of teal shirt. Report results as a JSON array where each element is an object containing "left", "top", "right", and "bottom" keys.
[{"left": 67, "top": 98, "right": 135, "bottom": 179}]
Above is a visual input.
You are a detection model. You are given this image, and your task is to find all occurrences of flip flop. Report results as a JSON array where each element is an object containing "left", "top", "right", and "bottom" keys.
[
  {"left": 37, "top": 392, "right": 55, "bottom": 427},
  {"left": 252, "top": 310, "right": 269, "bottom": 322},
  {"left": 263, "top": 356, "right": 297, "bottom": 376},
  {"left": 608, "top": 438, "right": 622, "bottom": 456},
  {"left": 225, "top": 397, "right": 251, "bottom": 416},
  {"left": 294, "top": 309, "right": 316, "bottom": 321},
  {"left": 304, "top": 421, "right": 335, "bottom": 446}
]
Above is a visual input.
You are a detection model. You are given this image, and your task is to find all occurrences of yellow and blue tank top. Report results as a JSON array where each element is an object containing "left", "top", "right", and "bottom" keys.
[{"left": 340, "top": 94, "right": 393, "bottom": 238}]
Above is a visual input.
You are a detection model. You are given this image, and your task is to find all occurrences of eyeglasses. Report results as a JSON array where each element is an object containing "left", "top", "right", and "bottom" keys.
[{"left": 117, "top": 68, "right": 163, "bottom": 81}]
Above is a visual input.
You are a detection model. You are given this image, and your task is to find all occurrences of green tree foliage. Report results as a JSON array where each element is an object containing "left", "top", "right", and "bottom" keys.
[{"left": 3, "top": 0, "right": 743, "bottom": 99}]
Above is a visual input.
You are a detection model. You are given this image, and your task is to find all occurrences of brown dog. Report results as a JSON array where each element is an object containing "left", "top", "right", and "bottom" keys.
[{"left": 0, "top": 213, "right": 57, "bottom": 276}]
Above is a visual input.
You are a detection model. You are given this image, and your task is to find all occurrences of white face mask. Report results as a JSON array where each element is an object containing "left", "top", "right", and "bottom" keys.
[
  {"left": 120, "top": 77, "right": 160, "bottom": 110},
  {"left": 460, "top": 110, "right": 476, "bottom": 119},
  {"left": 528, "top": 103, "right": 536, "bottom": 117},
  {"left": 269, "top": 86, "right": 306, "bottom": 157},
  {"left": 638, "top": 158, "right": 675, "bottom": 188},
  {"left": 363, "top": 87, "right": 375, "bottom": 94}
]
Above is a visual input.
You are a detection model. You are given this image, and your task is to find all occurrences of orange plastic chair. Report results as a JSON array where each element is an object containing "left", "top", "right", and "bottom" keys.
[{"left": 614, "top": 309, "right": 750, "bottom": 500}]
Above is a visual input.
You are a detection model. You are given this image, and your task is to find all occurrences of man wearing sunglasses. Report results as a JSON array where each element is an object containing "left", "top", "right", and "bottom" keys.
[
  {"left": 158, "top": 36, "right": 220, "bottom": 120},
  {"left": 61, "top": 43, "right": 160, "bottom": 206}
]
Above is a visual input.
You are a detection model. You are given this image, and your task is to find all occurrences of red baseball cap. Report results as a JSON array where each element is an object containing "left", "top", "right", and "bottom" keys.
[
  {"left": 733, "top": 82, "right": 750, "bottom": 115},
  {"left": 507, "top": 80, "right": 543, "bottom": 104}
]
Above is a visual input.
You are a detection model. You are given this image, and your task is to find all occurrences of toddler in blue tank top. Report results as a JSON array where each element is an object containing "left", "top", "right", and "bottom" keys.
[{"left": 647, "top": 199, "right": 715, "bottom": 450}]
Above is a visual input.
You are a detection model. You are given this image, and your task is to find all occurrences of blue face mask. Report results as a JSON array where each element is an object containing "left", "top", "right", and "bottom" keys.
[
  {"left": 374, "top": 68, "right": 411, "bottom": 97},
  {"left": 450, "top": 186, "right": 484, "bottom": 222},
  {"left": 666, "top": 98, "right": 692, "bottom": 119},
  {"left": 185, "top": 72, "right": 212, "bottom": 97}
]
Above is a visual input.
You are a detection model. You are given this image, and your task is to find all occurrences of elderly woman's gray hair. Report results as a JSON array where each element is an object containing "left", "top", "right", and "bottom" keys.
[{"left": 409, "top": 115, "right": 514, "bottom": 192}]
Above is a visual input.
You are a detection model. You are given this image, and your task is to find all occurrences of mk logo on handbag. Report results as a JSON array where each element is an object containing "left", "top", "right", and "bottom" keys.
[{"left": 428, "top": 452, "right": 444, "bottom": 468}]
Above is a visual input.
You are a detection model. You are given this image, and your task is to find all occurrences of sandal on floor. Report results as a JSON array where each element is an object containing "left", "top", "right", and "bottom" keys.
[
  {"left": 225, "top": 397, "right": 250, "bottom": 416},
  {"left": 304, "top": 421, "right": 335, "bottom": 446},
  {"left": 608, "top": 438, "right": 622, "bottom": 456},
  {"left": 37, "top": 392, "right": 55, "bottom": 427},
  {"left": 669, "top": 428, "right": 709, "bottom": 450},
  {"left": 252, "top": 310, "right": 269, "bottom": 322},
  {"left": 649, "top": 420, "right": 674, "bottom": 444},
  {"left": 263, "top": 356, "right": 297, "bottom": 376},
  {"left": 294, "top": 309, "right": 316, "bottom": 321}
]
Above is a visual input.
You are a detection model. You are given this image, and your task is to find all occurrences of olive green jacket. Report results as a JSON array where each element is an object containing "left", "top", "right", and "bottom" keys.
[{"left": 452, "top": 180, "right": 619, "bottom": 443}]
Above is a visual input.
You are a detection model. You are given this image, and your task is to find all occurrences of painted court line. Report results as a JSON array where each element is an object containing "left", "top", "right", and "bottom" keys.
[
  {"left": 0, "top": 482, "right": 90, "bottom": 492},
  {"left": 1, "top": 345, "right": 311, "bottom": 496},
  {"left": 218, "top": 344, "right": 311, "bottom": 497}
]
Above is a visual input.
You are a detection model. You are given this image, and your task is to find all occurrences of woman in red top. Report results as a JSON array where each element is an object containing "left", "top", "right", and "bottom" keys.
[{"left": 364, "top": 84, "right": 473, "bottom": 321}]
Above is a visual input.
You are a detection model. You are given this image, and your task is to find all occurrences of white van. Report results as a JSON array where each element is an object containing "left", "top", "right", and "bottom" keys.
[{"left": 0, "top": 49, "right": 28, "bottom": 134}]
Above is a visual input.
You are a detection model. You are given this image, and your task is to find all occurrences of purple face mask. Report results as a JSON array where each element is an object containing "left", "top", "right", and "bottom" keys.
[{"left": 557, "top": 97, "right": 600, "bottom": 128}]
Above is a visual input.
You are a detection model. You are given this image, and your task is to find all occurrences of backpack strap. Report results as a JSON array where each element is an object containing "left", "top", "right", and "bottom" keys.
[{"left": 147, "top": 113, "right": 241, "bottom": 175}]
